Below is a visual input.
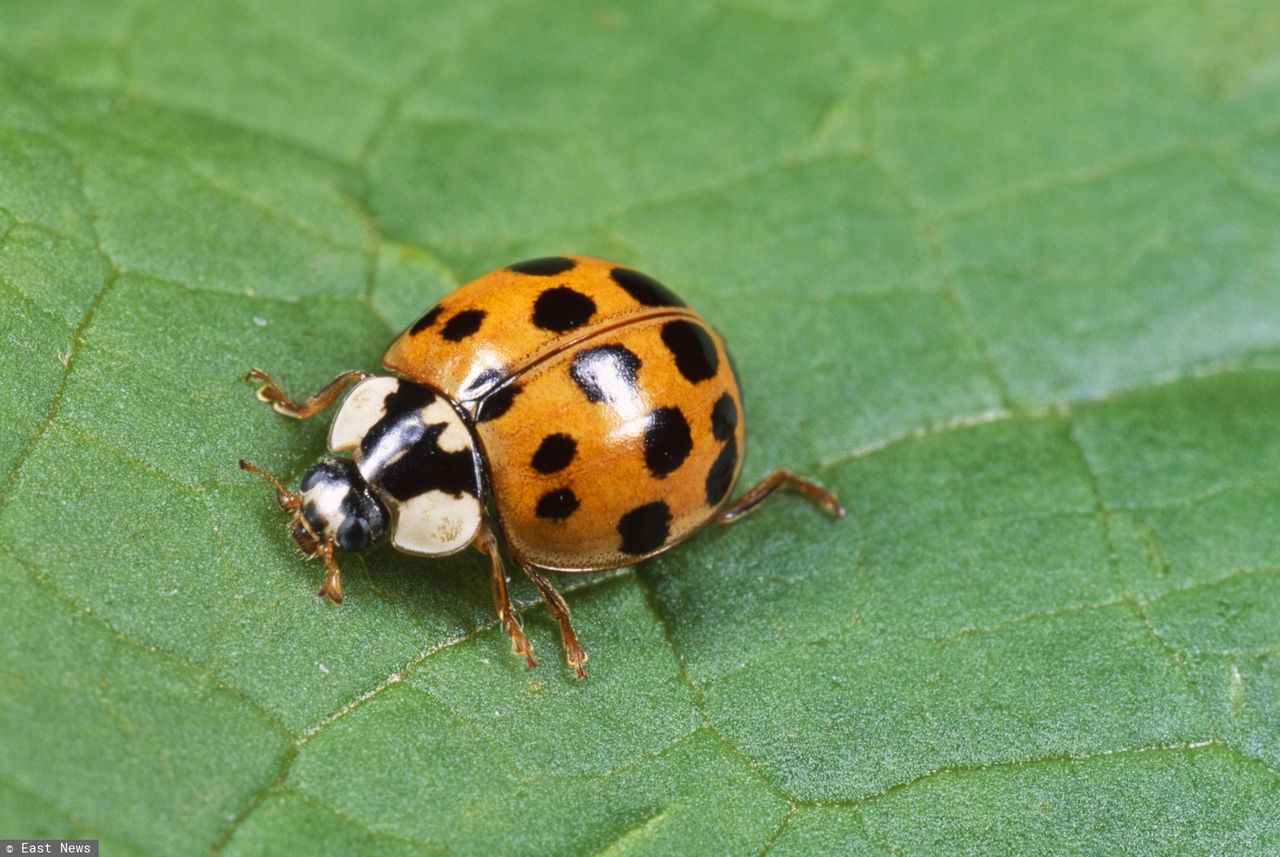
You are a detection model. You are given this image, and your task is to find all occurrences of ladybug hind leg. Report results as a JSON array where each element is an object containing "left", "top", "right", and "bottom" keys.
[
  {"left": 474, "top": 523, "right": 537, "bottom": 669},
  {"left": 716, "top": 469, "right": 846, "bottom": 524},
  {"left": 521, "top": 565, "right": 588, "bottom": 680},
  {"left": 246, "top": 368, "right": 370, "bottom": 419}
]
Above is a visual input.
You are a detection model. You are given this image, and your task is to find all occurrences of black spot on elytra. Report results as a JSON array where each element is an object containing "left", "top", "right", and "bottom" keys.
[
  {"left": 705, "top": 436, "right": 738, "bottom": 506},
  {"left": 475, "top": 384, "right": 521, "bottom": 422},
  {"left": 570, "top": 344, "right": 642, "bottom": 404},
  {"left": 618, "top": 501, "right": 672, "bottom": 555},
  {"left": 441, "top": 309, "right": 486, "bottom": 342},
  {"left": 661, "top": 320, "right": 719, "bottom": 383},
  {"left": 409, "top": 304, "right": 443, "bottom": 335},
  {"left": 711, "top": 393, "right": 738, "bottom": 442},
  {"left": 610, "top": 267, "right": 685, "bottom": 308},
  {"left": 463, "top": 368, "right": 503, "bottom": 397},
  {"left": 536, "top": 488, "right": 580, "bottom": 521},
  {"left": 643, "top": 407, "right": 693, "bottom": 478},
  {"left": 533, "top": 286, "right": 597, "bottom": 333},
  {"left": 509, "top": 256, "right": 576, "bottom": 276},
  {"left": 531, "top": 433, "right": 577, "bottom": 474}
]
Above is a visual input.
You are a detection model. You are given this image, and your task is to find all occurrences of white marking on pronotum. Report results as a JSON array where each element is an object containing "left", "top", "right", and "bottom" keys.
[
  {"left": 391, "top": 490, "right": 481, "bottom": 556},
  {"left": 329, "top": 376, "right": 397, "bottom": 450},
  {"left": 422, "top": 398, "right": 473, "bottom": 452}
]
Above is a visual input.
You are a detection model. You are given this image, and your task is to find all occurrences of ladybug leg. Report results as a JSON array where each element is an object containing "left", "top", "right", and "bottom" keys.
[
  {"left": 245, "top": 368, "right": 370, "bottom": 419},
  {"left": 317, "top": 541, "right": 345, "bottom": 605},
  {"left": 473, "top": 523, "right": 537, "bottom": 669},
  {"left": 521, "top": 565, "right": 588, "bottom": 680},
  {"left": 239, "top": 459, "right": 344, "bottom": 604},
  {"left": 717, "top": 469, "right": 847, "bottom": 524}
]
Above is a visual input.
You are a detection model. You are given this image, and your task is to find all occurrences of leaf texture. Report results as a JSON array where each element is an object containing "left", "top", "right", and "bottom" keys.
[{"left": 1, "top": 1, "right": 1279, "bottom": 854}]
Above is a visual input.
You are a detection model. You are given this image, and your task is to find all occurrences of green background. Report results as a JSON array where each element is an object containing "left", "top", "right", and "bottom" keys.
[{"left": 2, "top": 0, "right": 1279, "bottom": 854}]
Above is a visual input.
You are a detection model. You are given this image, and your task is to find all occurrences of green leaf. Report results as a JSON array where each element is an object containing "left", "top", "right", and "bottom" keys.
[{"left": 2, "top": 1, "right": 1279, "bottom": 854}]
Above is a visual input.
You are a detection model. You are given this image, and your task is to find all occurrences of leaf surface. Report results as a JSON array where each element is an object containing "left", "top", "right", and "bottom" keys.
[{"left": 2, "top": 1, "right": 1279, "bottom": 854}]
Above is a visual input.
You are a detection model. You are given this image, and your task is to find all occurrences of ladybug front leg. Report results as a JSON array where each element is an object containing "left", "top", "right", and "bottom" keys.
[
  {"left": 473, "top": 523, "right": 537, "bottom": 669},
  {"left": 316, "top": 541, "right": 345, "bottom": 604},
  {"left": 239, "top": 459, "right": 345, "bottom": 603},
  {"left": 717, "top": 469, "right": 847, "bottom": 524},
  {"left": 245, "top": 368, "right": 370, "bottom": 419},
  {"left": 521, "top": 565, "right": 588, "bottom": 680}
]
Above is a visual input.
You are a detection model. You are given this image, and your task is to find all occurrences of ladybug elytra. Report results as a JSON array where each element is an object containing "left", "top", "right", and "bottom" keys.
[{"left": 241, "top": 255, "right": 844, "bottom": 678}]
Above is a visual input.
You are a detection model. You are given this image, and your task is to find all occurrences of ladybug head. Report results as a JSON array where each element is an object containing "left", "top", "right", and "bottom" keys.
[
  {"left": 295, "top": 457, "right": 389, "bottom": 554},
  {"left": 239, "top": 456, "right": 388, "bottom": 606}
]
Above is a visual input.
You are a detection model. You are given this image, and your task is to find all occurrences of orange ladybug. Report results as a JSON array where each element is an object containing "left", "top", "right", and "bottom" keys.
[{"left": 240, "top": 256, "right": 844, "bottom": 678}]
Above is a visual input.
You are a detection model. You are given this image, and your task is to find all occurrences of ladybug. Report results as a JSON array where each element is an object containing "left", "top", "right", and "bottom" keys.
[{"left": 240, "top": 256, "right": 844, "bottom": 678}]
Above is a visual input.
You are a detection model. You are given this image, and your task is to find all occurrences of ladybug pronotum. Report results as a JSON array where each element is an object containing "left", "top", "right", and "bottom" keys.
[{"left": 241, "top": 256, "right": 844, "bottom": 678}]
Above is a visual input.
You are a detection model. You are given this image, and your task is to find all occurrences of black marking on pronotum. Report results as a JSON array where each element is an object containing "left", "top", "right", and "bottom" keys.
[
  {"left": 705, "top": 436, "right": 738, "bottom": 506},
  {"left": 409, "top": 304, "right": 443, "bottom": 335},
  {"left": 382, "top": 379, "right": 435, "bottom": 417},
  {"left": 355, "top": 380, "right": 481, "bottom": 502},
  {"left": 661, "top": 319, "right": 719, "bottom": 383},
  {"left": 533, "top": 286, "right": 597, "bottom": 333},
  {"left": 710, "top": 393, "right": 738, "bottom": 442},
  {"left": 536, "top": 488, "right": 580, "bottom": 521},
  {"left": 509, "top": 256, "right": 577, "bottom": 276},
  {"left": 441, "top": 309, "right": 486, "bottom": 342},
  {"left": 610, "top": 267, "right": 685, "bottom": 308},
  {"left": 570, "top": 344, "right": 642, "bottom": 404},
  {"left": 618, "top": 501, "right": 672, "bottom": 555},
  {"left": 475, "top": 384, "right": 521, "bottom": 422},
  {"left": 375, "top": 422, "right": 480, "bottom": 502},
  {"left": 531, "top": 433, "right": 577, "bottom": 474},
  {"left": 643, "top": 407, "right": 693, "bottom": 478}
]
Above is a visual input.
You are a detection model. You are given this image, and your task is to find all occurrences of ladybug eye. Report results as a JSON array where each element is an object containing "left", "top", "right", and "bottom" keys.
[{"left": 337, "top": 517, "right": 371, "bottom": 552}]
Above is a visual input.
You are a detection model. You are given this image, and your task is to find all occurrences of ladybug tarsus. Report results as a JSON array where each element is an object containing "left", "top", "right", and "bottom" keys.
[{"left": 522, "top": 565, "right": 589, "bottom": 680}]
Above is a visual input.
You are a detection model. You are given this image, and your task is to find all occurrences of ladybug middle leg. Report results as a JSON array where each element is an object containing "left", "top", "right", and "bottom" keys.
[
  {"left": 521, "top": 565, "right": 588, "bottom": 679},
  {"left": 473, "top": 522, "right": 537, "bottom": 669},
  {"left": 245, "top": 368, "right": 370, "bottom": 419},
  {"left": 717, "top": 469, "right": 847, "bottom": 524}
]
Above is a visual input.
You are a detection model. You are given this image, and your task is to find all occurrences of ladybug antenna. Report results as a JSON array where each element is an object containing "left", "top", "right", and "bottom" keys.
[{"left": 239, "top": 459, "right": 301, "bottom": 511}]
